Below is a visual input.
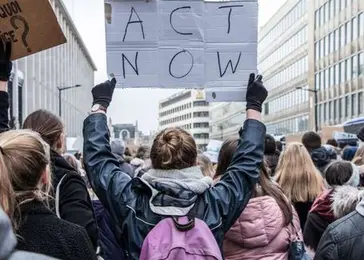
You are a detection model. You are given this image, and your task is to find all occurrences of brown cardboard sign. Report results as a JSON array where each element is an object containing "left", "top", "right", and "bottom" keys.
[{"left": 0, "top": 0, "right": 67, "bottom": 60}]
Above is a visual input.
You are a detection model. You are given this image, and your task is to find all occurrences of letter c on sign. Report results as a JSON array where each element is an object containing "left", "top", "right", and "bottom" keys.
[
  {"left": 170, "top": 6, "right": 193, "bottom": 36},
  {"left": 169, "top": 50, "right": 194, "bottom": 79}
]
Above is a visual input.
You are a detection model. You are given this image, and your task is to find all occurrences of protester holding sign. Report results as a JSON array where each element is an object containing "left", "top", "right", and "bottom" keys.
[{"left": 83, "top": 73, "right": 267, "bottom": 259}]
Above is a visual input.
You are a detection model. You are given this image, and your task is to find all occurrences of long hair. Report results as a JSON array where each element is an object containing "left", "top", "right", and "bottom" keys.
[
  {"left": 275, "top": 142, "right": 324, "bottom": 202},
  {"left": 0, "top": 130, "right": 51, "bottom": 231},
  {"left": 215, "top": 138, "right": 293, "bottom": 225},
  {"left": 215, "top": 138, "right": 239, "bottom": 178}
]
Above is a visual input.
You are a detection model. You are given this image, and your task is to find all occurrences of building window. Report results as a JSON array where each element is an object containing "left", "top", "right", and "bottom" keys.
[
  {"left": 346, "top": 58, "right": 352, "bottom": 81},
  {"left": 335, "top": 63, "right": 339, "bottom": 84},
  {"left": 345, "top": 21, "right": 351, "bottom": 44},
  {"left": 352, "top": 55, "right": 358, "bottom": 78},
  {"left": 340, "top": 61, "right": 345, "bottom": 83},
  {"left": 345, "top": 96, "right": 350, "bottom": 118},
  {"left": 360, "top": 52, "right": 364, "bottom": 75},
  {"left": 359, "top": 13, "right": 364, "bottom": 36},
  {"left": 340, "top": 25, "right": 345, "bottom": 47},
  {"left": 352, "top": 94, "right": 357, "bottom": 117},
  {"left": 324, "top": 103, "right": 327, "bottom": 121},
  {"left": 352, "top": 17, "right": 358, "bottom": 40},
  {"left": 341, "top": 98, "right": 345, "bottom": 118},
  {"left": 359, "top": 92, "right": 364, "bottom": 115},
  {"left": 334, "top": 29, "right": 339, "bottom": 51}
]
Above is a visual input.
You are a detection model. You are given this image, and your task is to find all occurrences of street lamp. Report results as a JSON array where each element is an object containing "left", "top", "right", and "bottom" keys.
[
  {"left": 57, "top": 84, "right": 81, "bottom": 117},
  {"left": 296, "top": 86, "right": 318, "bottom": 132}
]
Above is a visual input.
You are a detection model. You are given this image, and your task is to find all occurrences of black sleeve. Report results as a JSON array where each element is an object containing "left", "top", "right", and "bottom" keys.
[
  {"left": 59, "top": 173, "right": 99, "bottom": 250},
  {"left": 303, "top": 213, "right": 323, "bottom": 252},
  {"left": 0, "top": 91, "right": 9, "bottom": 133}
]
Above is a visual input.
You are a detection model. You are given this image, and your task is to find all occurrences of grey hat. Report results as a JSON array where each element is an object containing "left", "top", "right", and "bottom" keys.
[{"left": 111, "top": 139, "right": 126, "bottom": 159}]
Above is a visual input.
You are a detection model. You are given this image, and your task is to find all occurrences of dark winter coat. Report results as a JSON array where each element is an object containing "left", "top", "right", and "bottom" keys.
[
  {"left": 314, "top": 198, "right": 364, "bottom": 260},
  {"left": 310, "top": 147, "right": 332, "bottom": 174},
  {"left": 305, "top": 186, "right": 364, "bottom": 252},
  {"left": 293, "top": 201, "right": 314, "bottom": 230},
  {"left": 50, "top": 149, "right": 99, "bottom": 249},
  {"left": 16, "top": 201, "right": 97, "bottom": 260},
  {"left": 83, "top": 113, "right": 266, "bottom": 260}
]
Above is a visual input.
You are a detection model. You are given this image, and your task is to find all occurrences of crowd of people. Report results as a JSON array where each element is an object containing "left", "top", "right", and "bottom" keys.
[{"left": 1, "top": 40, "right": 364, "bottom": 260}]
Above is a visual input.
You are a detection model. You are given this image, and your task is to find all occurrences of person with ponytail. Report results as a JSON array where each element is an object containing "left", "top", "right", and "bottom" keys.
[{"left": 0, "top": 42, "right": 99, "bottom": 250}]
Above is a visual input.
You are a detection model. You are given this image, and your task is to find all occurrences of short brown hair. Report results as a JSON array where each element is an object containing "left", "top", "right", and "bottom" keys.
[
  {"left": 22, "top": 110, "right": 64, "bottom": 150},
  {"left": 302, "top": 131, "right": 322, "bottom": 152},
  {"left": 150, "top": 128, "right": 197, "bottom": 170}
]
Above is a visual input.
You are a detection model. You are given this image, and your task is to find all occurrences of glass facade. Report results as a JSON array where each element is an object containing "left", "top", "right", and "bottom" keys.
[
  {"left": 258, "top": 0, "right": 309, "bottom": 135},
  {"left": 314, "top": 0, "right": 364, "bottom": 127}
]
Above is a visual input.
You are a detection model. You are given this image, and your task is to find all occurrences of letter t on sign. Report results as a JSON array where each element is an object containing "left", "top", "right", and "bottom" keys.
[{"left": 218, "top": 5, "right": 244, "bottom": 34}]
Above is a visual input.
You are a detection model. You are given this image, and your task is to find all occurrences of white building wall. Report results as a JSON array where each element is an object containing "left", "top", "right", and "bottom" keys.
[
  {"left": 12, "top": 0, "right": 96, "bottom": 137},
  {"left": 159, "top": 90, "right": 210, "bottom": 149}
]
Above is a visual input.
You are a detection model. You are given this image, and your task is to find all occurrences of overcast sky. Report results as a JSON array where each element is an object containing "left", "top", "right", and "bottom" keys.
[{"left": 63, "top": 0, "right": 287, "bottom": 133}]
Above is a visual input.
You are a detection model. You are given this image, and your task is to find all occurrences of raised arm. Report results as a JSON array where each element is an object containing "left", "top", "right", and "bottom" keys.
[
  {"left": 0, "top": 41, "right": 12, "bottom": 133},
  {"left": 209, "top": 74, "right": 268, "bottom": 232},
  {"left": 83, "top": 80, "right": 133, "bottom": 219}
]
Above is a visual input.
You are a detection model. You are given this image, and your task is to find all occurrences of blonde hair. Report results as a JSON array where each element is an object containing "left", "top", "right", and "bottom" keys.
[
  {"left": 353, "top": 145, "right": 364, "bottom": 166},
  {"left": 197, "top": 154, "right": 215, "bottom": 177},
  {"left": 0, "top": 130, "right": 51, "bottom": 231},
  {"left": 150, "top": 128, "right": 197, "bottom": 170},
  {"left": 275, "top": 142, "right": 324, "bottom": 202}
]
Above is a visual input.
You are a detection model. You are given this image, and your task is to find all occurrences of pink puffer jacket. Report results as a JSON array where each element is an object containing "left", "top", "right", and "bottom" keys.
[{"left": 223, "top": 196, "right": 302, "bottom": 260}]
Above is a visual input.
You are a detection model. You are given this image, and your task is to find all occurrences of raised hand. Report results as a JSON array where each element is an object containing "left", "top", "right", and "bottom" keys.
[{"left": 246, "top": 73, "right": 268, "bottom": 113}]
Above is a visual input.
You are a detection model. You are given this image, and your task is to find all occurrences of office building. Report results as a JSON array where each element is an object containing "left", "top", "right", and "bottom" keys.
[
  {"left": 158, "top": 90, "right": 209, "bottom": 149},
  {"left": 10, "top": 0, "right": 96, "bottom": 137},
  {"left": 259, "top": 0, "right": 310, "bottom": 135},
  {"left": 313, "top": 0, "right": 364, "bottom": 129},
  {"left": 209, "top": 102, "right": 245, "bottom": 140}
]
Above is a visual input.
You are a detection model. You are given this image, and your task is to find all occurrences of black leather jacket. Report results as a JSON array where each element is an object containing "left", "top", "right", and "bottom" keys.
[
  {"left": 83, "top": 113, "right": 266, "bottom": 260},
  {"left": 314, "top": 201, "right": 364, "bottom": 260}
]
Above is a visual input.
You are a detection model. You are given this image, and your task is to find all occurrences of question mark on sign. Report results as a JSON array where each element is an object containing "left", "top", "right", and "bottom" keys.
[{"left": 10, "top": 15, "right": 31, "bottom": 53}]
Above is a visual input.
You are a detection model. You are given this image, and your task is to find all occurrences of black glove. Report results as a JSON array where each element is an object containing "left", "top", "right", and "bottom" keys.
[
  {"left": 92, "top": 78, "right": 116, "bottom": 108},
  {"left": 358, "top": 127, "right": 364, "bottom": 142},
  {"left": 246, "top": 73, "right": 268, "bottom": 112},
  {"left": 0, "top": 41, "right": 12, "bottom": 82}
]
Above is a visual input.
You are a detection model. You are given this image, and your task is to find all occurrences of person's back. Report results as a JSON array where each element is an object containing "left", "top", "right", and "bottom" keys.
[
  {"left": 83, "top": 73, "right": 268, "bottom": 259},
  {"left": 16, "top": 200, "right": 96, "bottom": 260},
  {"left": 314, "top": 199, "right": 364, "bottom": 260},
  {"left": 224, "top": 196, "right": 300, "bottom": 260},
  {"left": 215, "top": 141, "right": 301, "bottom": 260}
]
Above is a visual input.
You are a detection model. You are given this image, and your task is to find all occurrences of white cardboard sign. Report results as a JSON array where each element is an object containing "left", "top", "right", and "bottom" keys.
[{"left": 104, "top": 0, "right": 258, "bottom": 102}]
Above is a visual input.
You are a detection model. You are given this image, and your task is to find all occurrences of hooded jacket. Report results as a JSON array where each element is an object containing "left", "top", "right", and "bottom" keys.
[
  {"left": 83, "top": 113, "right": 266, "bottom": 260},
  {"left": 223, "top": 196, "right": 302, "bottom": 260},
  {"left": 304, "top": 186, "right": 364, "bottom": 252},
  {"left": 314, "top": 194, "right": 364, "bottom": 260},
  {"left": 310, "top": 147, "right": 332, "bottom": 174}
]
